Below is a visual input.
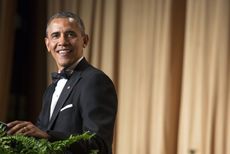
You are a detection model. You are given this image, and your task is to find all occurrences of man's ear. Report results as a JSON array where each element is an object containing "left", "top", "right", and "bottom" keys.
[
  {"left": 83, "top": 34, "right": 89, "bottom": 48},
  {"left": 45, "top": 37, "right": 51, "bottom": 52}
]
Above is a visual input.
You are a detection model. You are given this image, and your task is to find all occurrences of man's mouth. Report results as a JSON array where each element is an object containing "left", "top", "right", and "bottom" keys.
[{"left": 57, "top": 49, "right": 72, "bottom": 56}]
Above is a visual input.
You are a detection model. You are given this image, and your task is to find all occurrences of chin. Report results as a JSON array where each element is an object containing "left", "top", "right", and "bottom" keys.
[
  {"left": 59, "top": 61, "right": 73, "bottom": 68},
  {"left": 57, "top": 62, "right": 68, "bottom": 67}
]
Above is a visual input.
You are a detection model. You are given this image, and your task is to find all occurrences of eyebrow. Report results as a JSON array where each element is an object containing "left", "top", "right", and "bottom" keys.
[{"left": 50, "top": 31, "right": 60, "bottom": 36}]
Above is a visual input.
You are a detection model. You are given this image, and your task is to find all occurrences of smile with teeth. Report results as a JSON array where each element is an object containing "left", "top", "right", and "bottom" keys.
[{"left": 57, "top": 49, "right": 71, "bottom": 55}]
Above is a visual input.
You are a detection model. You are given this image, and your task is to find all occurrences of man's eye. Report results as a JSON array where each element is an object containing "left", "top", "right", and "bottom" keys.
[
  {"left": 66, "top": 32, "right": 76, "bottom": 37},
  {"left": 51, "top": 33, "right": 59, "bottom": 39}
]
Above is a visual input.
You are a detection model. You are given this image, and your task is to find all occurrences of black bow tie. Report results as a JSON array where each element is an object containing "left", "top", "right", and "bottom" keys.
[{"left": 51, "top": 70, "right": 73, "bottom": 83}]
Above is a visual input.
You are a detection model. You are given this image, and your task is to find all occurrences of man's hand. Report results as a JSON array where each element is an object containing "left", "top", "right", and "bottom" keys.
[{"left": 7, "top": 121, "right": 49, "bottom": 139}]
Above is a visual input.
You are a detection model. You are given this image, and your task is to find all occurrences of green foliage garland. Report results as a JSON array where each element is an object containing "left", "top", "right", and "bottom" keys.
[{"left": 0, "top": 124, "right": 98, "bottom": 154}]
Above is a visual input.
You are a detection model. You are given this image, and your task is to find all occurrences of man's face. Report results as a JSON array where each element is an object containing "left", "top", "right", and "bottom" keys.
[{"left": 45, "top": 17, "right": 88, "bottom": 70}]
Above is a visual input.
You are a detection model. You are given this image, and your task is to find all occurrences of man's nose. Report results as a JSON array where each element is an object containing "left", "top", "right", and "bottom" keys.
[{"left": 58, "top": 35, "right": 69, "bottom": 45}]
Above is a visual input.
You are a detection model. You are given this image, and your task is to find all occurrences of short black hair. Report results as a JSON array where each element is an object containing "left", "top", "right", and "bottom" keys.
[{"left": 46, "top": 11, "right": 85, "bottom": 35}]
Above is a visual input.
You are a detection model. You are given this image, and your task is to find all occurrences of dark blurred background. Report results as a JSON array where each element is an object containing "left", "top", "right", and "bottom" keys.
[{"left": 7, "top": 0, "right": 47, "bottom": 123}]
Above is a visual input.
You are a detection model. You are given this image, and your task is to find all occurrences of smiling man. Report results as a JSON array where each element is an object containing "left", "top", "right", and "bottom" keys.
[{"left": 7, "top": 11, "right": 118, "bottom": 154}]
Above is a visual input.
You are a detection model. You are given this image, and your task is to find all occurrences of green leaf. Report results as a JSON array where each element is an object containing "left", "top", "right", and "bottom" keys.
[{"left": 0, "top": 127, "right": 98, "bottom": 154}]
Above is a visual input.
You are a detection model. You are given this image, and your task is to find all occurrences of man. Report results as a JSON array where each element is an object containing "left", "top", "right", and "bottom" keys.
[{"left": 7, "top": 11, "right": 118, "bottom": 154}]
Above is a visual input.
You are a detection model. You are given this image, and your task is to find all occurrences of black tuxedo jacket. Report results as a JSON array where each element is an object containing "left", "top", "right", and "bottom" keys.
[{"left": 37, "top": 58, "right": 117, "bottom": 154}]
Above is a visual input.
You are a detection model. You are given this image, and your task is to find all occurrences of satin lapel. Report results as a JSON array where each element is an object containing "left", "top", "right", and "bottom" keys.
[
  {"left": 43, "top": 83, "right": 56, "bottom": 128},
  {"left": 48, "top": 71, "right": 81, "bottom": 130}
]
